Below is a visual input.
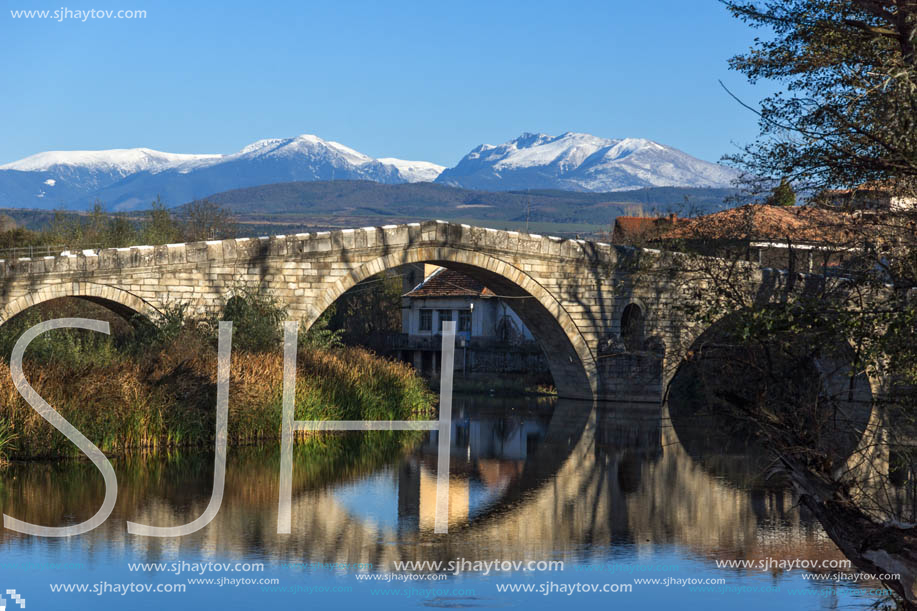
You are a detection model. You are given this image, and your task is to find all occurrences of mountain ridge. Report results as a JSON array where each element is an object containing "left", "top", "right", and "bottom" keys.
[
  {"left": 0, "top": 132, "right": 736, "bottom": 210},
  {"left": 435, "top": 132, "right": 737, "bottom": 192}
]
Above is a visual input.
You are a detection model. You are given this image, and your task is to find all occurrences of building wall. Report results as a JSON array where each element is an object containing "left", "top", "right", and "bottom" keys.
[
  {"left": 755, "top": 244, "right": 856, "bottom": 273},
  {"left": 828, "top": 192, "right": 917, "bottom": 211},
  {"left": 400, "top": 294, "right": 548, "bottom": 379},
  {"left": 402, "top": 295, "right": 534, "bottom": 342}
]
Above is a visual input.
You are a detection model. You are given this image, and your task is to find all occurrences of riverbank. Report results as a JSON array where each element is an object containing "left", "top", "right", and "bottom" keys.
[
  {"left": 0, "top": 333, "right": 435, "bottom": 460},
  {"left": 0, "top": 296, "right": 436, "bottom": 461}
]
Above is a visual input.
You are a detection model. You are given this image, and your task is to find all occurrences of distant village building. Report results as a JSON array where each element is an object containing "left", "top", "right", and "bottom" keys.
[
  {"left": 823, "top": 181, "right": 917, "bottom": 212},
  {"left": 398, "top": 267, "right": 548, "bottom": 378}
]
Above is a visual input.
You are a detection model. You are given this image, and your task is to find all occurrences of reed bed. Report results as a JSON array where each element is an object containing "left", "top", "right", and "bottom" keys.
[{"left": 0, "top": 328, "right": 435, "bottom": 460}]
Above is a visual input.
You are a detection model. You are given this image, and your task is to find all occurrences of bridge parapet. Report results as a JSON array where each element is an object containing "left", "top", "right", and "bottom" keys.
[{"left": 0, "top": 220, "right": 626, "bottom": 278}]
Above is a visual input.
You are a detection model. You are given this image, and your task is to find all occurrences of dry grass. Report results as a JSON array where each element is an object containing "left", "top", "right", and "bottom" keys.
[{"left": 0, "top": 329, "right": 435, "bottom": 460}]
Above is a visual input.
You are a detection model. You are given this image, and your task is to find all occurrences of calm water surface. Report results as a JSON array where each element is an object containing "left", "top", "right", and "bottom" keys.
[{"left": 0, "top": 394, "right": 889, "bottom": 610}]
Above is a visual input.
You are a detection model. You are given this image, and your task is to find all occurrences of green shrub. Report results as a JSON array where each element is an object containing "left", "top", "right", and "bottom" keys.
[
  {"left": 220, "top": 284, "right": 287, "bottom": 352},
  {"left": 0, "top": 307, "right": 119, "bottom": 368},
  {"left": 125, "top": 302, "right": 193, "bottom": 354},
  {"left": 299, "top": 306, "right": 344, "bottom": 350}
]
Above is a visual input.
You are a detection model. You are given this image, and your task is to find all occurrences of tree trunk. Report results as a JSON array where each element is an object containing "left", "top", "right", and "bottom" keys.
[{"left": 785, "top": 462, "right": 917, "bottom": 608}]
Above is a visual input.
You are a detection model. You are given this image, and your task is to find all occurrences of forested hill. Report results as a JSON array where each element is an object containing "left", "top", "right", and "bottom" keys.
[{"left": 179, "top": 180, "right": 736, "bottom": 230}]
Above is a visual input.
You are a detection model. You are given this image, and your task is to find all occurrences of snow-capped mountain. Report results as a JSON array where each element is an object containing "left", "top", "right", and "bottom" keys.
[
  {"left": 0, "top": 148, "right": 220, "bottom": 174},
  {"left": 376, "top": 158, "right": 446, "bottom": 183},
  {"left": 0, "top": 148, "right": 224, "bottom": 206},
  {"left": 0, "top": 131, "right": 735, "bottom": 210},
  {"left": 0, "top": 135, "right": 445, "bottom": 210},
  {"left": 435, "top": 132, "right": 738, "bottom": 192}
]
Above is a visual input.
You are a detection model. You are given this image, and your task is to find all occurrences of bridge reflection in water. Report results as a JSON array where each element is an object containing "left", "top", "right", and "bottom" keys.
[{"left": 0, "top": 395, "right": 853, "bottom": 573}]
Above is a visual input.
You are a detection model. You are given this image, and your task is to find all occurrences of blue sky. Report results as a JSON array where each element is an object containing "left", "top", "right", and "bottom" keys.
[{"left": 1, "top": 0, "right": 773, "bottom": 167}]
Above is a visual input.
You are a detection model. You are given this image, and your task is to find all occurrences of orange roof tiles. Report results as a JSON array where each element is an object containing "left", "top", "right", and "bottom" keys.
[
  {"left": 659, "top": 204, "right": 852, "bottom": 243},
  {"left": 404, "top": 268, "right": 496, "bottom": 298},
  {"left": 612, "top": 214, "right": 686, "bottom": 244}
]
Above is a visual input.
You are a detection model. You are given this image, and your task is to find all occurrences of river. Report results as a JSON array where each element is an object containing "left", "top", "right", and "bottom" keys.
[{"left": 0, "top": 394, "right": 891, "bottom": 610}]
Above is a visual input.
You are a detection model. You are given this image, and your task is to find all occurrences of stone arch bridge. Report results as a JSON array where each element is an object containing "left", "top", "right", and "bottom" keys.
[{"left": 0, "top": 220, "right": 802, "bottom": 401}]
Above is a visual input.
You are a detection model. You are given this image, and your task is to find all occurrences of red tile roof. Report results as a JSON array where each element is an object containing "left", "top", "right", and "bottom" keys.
[
  {"left": 612, "top": 214, "right": 686, "bottom": 245},
  {"left": 658, "top": 204, "right": 852, "bottom": 243},
  {"left": 404, "top": 268, "right": 496, "bottom": 298}
]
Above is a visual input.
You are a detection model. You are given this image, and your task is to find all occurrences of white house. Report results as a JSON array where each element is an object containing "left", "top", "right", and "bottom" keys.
[
  {"left": 398, "top": 267, "right": 543, "bottom": 376},
  {"left": 401, "top": 267, "right": 534, "bottom": 342}
]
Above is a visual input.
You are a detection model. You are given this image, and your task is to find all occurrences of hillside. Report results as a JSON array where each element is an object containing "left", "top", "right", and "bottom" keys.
[
  {"left": 0, "top": 182, "right": 737, "bottom": 242},
  {"left": 179, "top": 181, "right": 736, "bottom": 236}
]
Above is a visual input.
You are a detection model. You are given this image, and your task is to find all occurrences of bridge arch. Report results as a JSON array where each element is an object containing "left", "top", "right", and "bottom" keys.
[
  {"left": 665, "top": 309, "right": 878, "bottom": 480},
  {"left": 0, "top": 282, "right": 161, "bottom": 327},
  {"left": 310, "top": 246, "right": 597, "bottom": 400}
]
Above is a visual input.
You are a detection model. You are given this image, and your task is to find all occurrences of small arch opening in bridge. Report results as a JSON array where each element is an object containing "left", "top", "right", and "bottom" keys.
[
  {"left": 620, "top": 303, "right": 645, "bottom": 351},
  {"left": 0, "top": 283, "right": 159, "bottom": 335}
]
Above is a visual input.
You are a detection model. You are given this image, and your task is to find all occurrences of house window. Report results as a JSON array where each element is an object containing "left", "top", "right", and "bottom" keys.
[
  {"left": 419, "top": 309, "right": 432, "bottom": 332},
  {"left": 437, "top": 309, "right": 452, "bottom": 332},
  {"left": 458, "top": 309, "right": 472, "bottom": 333}
]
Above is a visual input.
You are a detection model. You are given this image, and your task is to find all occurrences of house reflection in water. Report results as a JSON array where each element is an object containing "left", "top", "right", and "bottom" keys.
[{"left": 333, "top": 398, "right": 552, "bottom": 534}]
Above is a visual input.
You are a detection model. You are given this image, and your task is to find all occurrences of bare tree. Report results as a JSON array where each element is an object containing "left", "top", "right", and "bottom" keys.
[
  {"left": 182, "top": 200, "right": 236, "bottom": 242},
  {"left": 664, "top": 200, "right": 917, "bottom": 606}
]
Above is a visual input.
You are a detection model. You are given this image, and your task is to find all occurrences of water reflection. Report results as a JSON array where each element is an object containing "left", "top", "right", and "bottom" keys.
[{"left": 0, "top": 394, "right": 887, "bottom": 609}]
